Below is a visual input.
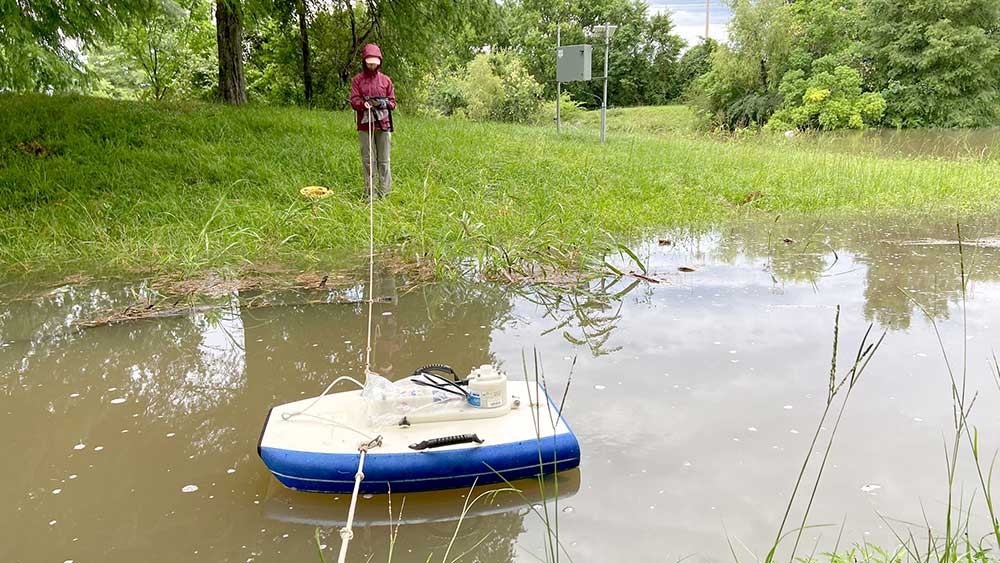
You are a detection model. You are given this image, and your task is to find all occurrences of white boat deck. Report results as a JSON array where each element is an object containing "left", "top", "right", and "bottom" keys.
[{"left": 261, "top": 380, "right": 571, "bottom": 455}]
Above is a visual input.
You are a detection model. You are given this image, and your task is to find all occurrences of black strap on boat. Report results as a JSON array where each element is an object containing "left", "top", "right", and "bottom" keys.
[
  {"left": 409, "top": 434, "right": 484, "bottom": 451},
  {"left": 410, "top": 364, "right": 458, "bottom": 381}
]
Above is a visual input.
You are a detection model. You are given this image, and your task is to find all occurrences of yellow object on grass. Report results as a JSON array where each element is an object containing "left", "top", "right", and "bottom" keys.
[{"left": 300, "top": 186, "right": 331, "bottom": 199}]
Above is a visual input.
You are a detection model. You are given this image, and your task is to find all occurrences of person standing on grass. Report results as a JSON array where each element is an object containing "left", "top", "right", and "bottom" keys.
[{"left": 350, "top": 43, "right": 396, "bottom": 198}]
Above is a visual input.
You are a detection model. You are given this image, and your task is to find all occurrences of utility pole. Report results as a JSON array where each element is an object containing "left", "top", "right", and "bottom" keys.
[
  {"left": 601, "top": 23, "right": 609, "bottom": 144},
  {"left": 705, "top": 0, "right": 710, "bottom": 39}
]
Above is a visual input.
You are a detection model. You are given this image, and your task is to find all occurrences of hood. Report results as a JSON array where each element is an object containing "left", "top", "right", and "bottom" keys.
[{"left": 361, "top": 43, "right": 383, "bottom": 73}]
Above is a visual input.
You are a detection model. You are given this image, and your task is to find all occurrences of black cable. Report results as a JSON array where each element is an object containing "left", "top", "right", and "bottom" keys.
[
  {"left": 412, "top": 379, "right": 467, "bottom": 398},
  {"left": 411, "top": 371, "right": 469, "bottom": 398}
]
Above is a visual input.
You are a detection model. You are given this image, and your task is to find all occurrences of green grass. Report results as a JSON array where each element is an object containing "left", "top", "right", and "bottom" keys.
[
  {"left": 2, "top": 94, "right": 1000, "bottom": 277},
  {"left": 561, "top": 104, "right": 700, "bottom": 135}
]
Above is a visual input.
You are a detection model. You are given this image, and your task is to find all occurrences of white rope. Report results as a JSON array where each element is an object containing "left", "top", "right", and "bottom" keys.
[
  {"left": 288, "top": 107, "right": 377, "bottom": 423},
  {"left": 337, "top": 435, "right": 382, "bottom": 563},
  {"left": 364, "top": 106, "right": 376, "bottom": 378},
  {"left": 280, "top": 376, "right": 365, "bottom": 419},
  {"left": 334, "top": 105, "right": 382, "bottom": 563}
]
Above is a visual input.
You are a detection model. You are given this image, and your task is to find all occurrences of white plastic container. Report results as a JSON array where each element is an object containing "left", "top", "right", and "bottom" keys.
[{"left": 467, "top": 365, "right": 508, "bottom": 409}]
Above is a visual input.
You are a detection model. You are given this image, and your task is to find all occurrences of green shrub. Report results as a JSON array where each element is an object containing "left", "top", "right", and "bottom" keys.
[
  {"left": 765, "top": 64, "right": 885, "bottom": 131},
  {"left": 424, "top": 50, "right": 542, "bottom": 124},
  {"left": 537, "top": 92, "right": 585, "bottom": 125},
  {"left": 425, "top": 72, "right": 467, "bottom": 117}
]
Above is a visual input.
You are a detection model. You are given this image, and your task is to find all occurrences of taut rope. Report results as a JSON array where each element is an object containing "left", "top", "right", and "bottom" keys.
[
  {"left": 335, "top": 105, "right": 382, "bottom": 563},
  {"left": 364, "top": 106, "right": 376, "bottom": 378}
]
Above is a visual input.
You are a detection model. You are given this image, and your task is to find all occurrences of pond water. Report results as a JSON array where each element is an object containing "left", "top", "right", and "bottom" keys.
[
  {"left": 4, "top": 216, "right": 1000, "bottom": 562},
  {"left": 791, "top": 127, "right": 1000, "bottom": 161}
]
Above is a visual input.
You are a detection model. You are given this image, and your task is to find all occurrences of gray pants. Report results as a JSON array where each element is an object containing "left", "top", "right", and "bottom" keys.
[{"left": 359, "top": 130, "right": 391, "bottom": 197}]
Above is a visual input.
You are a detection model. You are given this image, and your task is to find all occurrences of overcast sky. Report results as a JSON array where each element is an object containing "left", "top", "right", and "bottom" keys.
[{"left": 647, "top": 0, "right": 731, "bottom": 48}]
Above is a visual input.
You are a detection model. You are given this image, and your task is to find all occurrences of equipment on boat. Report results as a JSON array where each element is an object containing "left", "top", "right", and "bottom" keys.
[{"left": 258, "top": 364, "right": 580, "bottom": 494}]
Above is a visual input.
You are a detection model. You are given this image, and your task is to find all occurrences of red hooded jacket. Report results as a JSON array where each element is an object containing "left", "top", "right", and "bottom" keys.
[{"left": 350, "top": 44, "right": 396, "bottom": 132}]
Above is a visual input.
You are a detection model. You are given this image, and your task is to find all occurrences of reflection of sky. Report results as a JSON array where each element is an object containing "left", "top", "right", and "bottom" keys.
[
  {"left": 127, "top": 298, "right": 247, "bottom": 417},
  {"left": 648, "top": 0, "right": 732, "bottom": 47},
  {"left": 495, "top": 238, "right": 1000, "bottom": 561}
]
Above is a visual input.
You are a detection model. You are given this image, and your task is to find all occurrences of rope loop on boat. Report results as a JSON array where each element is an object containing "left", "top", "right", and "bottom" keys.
[
  {"left": 359, "top": 434, "right": 383, "bottom": 452},
  {"left": 336, "top": 433, "right": 382, "bottom": 563}
]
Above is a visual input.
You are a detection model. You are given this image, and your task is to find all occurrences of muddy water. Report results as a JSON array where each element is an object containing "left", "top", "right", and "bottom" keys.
[
  {"left": 4, "top": 216, "right": 1000, "bottom": 562},
  {"left": 792, "top": 127, "right": 1000, "bottom": 161}
]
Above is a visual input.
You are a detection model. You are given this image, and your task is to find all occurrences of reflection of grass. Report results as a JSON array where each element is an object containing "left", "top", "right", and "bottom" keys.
[
  {"left": 890, "top": 226, "right": 1000, "bottom": 561},
  {"left": 524, "top": 276, "right": 640, "bottom": 356}
]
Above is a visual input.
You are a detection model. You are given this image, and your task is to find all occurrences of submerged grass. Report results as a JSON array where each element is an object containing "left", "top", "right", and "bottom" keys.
[{"left": 3, "top": 94, "right": 1000, "bottom": 277}]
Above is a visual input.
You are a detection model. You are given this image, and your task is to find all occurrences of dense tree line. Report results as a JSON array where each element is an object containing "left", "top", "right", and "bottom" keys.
[
  {"left": 693, "top": 0, "right": 1000, "bottom": 130},
  {"left": 1, "top": 0, "right": 695, "bottom": 112},
  {"left": 4, "top": 0, "right": 997, "bottom": 129}
]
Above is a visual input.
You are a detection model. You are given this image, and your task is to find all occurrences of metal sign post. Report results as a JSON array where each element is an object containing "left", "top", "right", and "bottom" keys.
[
  {"left": 601, "top": 23, "right": 610, "bottom": 144},
  {"left": 556, "top": 23, "right": 561, "bottom": 134},
  {"left": 554, "top": 24, "right": 614, "bottom": 143}
]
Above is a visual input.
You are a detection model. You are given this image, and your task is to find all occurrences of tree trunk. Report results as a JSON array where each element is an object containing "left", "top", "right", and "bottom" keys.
[
  {"left": 216, "top": 0, "right": 247, "bottom": 104},
  {"left": 296, "top": 0, "right": 313, "bottom": 104}
]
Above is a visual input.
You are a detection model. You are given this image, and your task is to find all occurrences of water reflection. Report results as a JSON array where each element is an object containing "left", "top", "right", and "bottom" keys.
[
  {"left": 4, "top": 216, "right": 1000, "bottom": 562},
  {"left": 264, "top": 472, "right": 579, "bottom": 563},
  {"left": 791, "top": 127, "right": 1000, "bottom": 161},
  {"left": 709, "top": 216, "right": 1000, "bottom": 329},
  {"left": 525, "top": 277, "right": 643, "bottom": 356}
]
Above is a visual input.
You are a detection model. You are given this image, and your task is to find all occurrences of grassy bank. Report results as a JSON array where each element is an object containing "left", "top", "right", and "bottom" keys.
[
  {"left": 557, "top": 104, "right": 700, "bottom": 135},
  {"left": 2, "top": 94, "right": 999, "bottom": 276}
]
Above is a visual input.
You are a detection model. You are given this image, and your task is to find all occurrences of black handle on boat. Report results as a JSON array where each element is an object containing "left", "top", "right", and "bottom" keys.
[
  {"left": 410, "top": 363, "right": 458, "bottom": 381},
  {"left": 409, "top": 434, "right": 484, "bottom": 450}
]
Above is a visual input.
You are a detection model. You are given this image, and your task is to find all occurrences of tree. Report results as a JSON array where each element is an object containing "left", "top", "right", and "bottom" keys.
[
  {"left": 295, "top": 0, "right": 313, "bottom": 104},
  {"left": 500, "top": 0, "right": 686, "bottom": 107},
  {"left": 674, "top": 38, "right": 716, "bottom": 98},
  {"left": 244, "top": 0, "right": 498, "bottom": 107},
  {"left": 215, "top": 0, "right": 247, "bottom": 104},
  {"left": 256, "top": 0, "right": 315, "bottom": 104},
  {"left": 862, "top": 0, "right": 1000, "bottom": 127},
  {"left": 788, "top": 0, "right": 862, "bottom": 66},
  {"left": 646, "top": 13, "right": 687, "bottom": 102},
  {"left": 689, "top": 0, "right": 795, "bottom": 128},
  {"left": 0, "top": 0, "right": 153, "bottom": 91},
  {"left": 86, "top": 0, "right": 216, "bottom": 101}
]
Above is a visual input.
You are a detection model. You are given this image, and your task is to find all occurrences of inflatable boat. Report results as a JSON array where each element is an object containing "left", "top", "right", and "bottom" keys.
[{"left": 258, "top": 365, "right": 581, "bottom": 494}]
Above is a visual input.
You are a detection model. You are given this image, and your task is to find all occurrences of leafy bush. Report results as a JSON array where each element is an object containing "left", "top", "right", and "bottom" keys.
[
  {"left": 690, "top": 46, "right": 784, "bottom": 130},
  {"left": 537, "top": 92, "right": 586, "bottom": 125},
  {"left": 765, "top": 64, "right": 885, "bottom": 131},
  {"left": 425, "top": 73, "right": 467, "bottom": 117},
  {"left": 425, "top": 50, "right": 543, "bottom": 124},
  {"left": 864, "top": 0, "right": 1000, "bottom": 128}
]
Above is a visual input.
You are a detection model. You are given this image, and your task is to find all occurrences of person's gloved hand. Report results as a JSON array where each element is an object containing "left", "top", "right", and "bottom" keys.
[{"left": 374, "top": 97, "right": 389, "bottom": 109}]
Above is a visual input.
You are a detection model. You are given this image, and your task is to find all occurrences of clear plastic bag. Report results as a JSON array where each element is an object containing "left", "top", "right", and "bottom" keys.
[{"left": 361, "top": 373, "right": 464, "bottom": 427}]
